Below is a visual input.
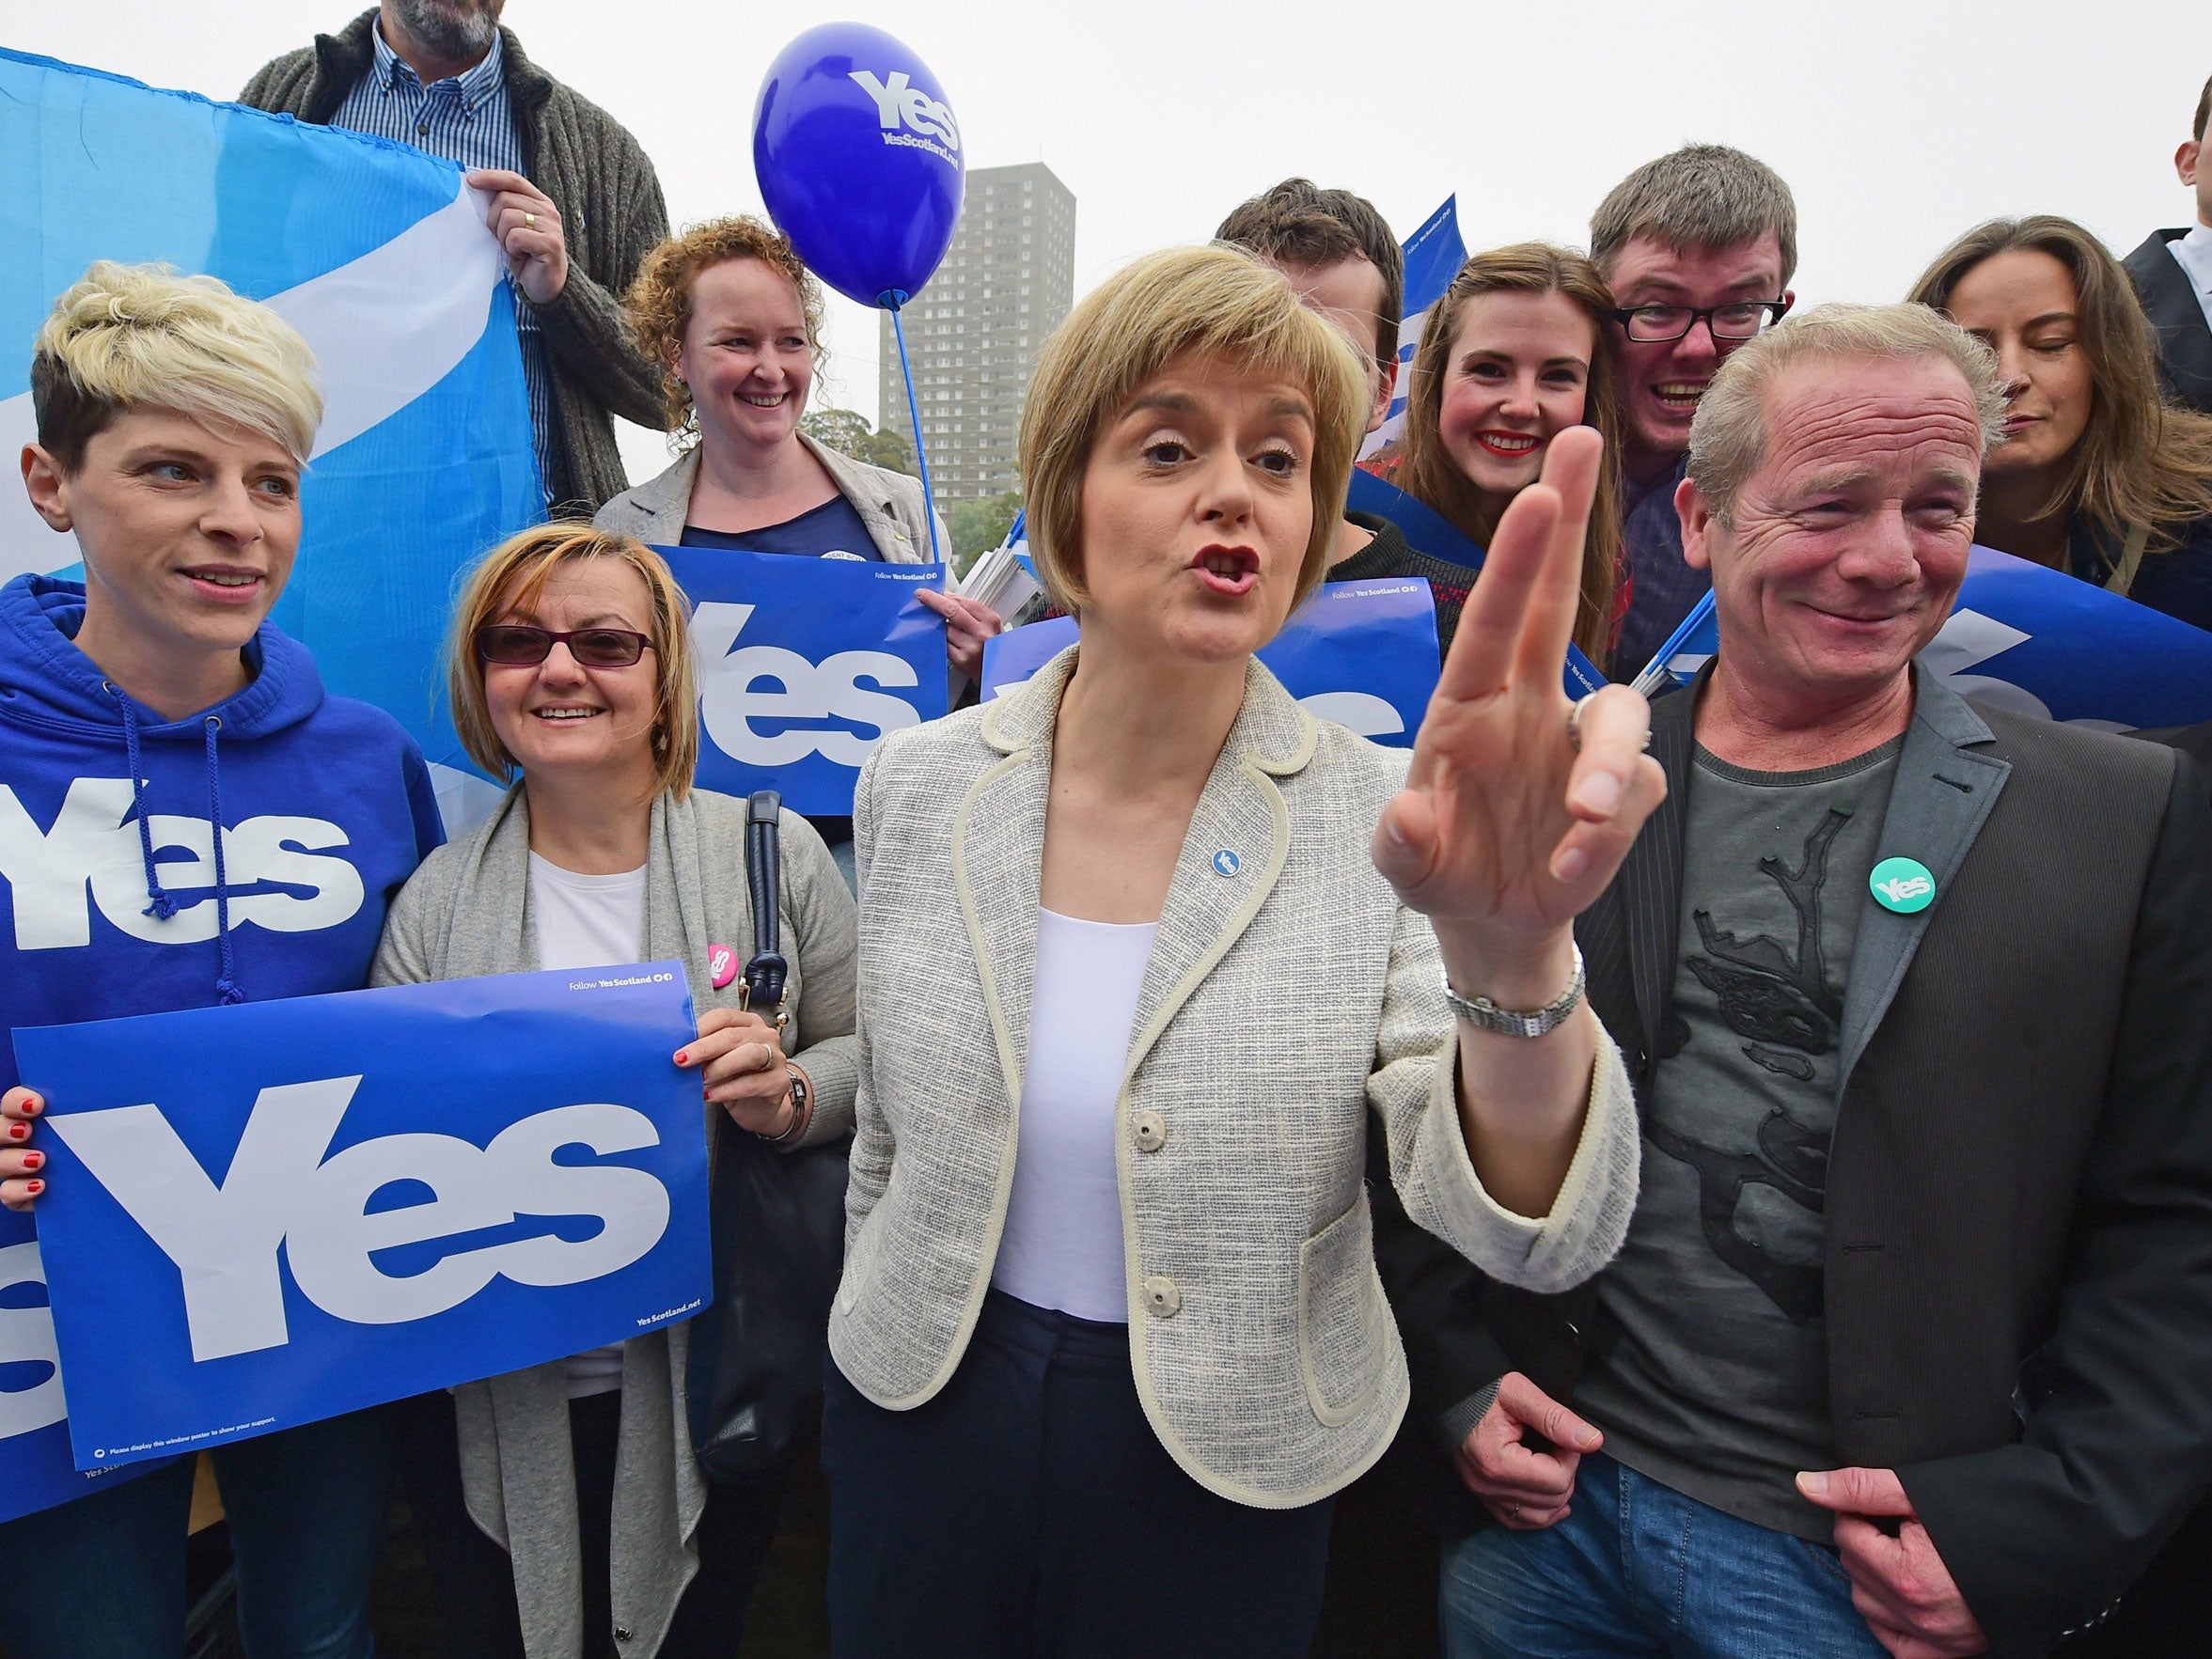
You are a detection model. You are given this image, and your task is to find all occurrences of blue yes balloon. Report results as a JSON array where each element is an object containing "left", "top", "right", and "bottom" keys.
[{"left": 753, "top": 23, "right": 965, "bottom": 307}]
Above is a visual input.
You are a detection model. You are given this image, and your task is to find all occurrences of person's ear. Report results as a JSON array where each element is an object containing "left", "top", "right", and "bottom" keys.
[
  {"left": 21, "top": 445, "right": 73, "bottom": 534},
  {"left": 1677, "top": 475, "right": 1715, "bottom": 572},
  {"left": 1366, "top": 356, "right": 1398, "bottom": 436},
  {"left": 2179, "top": 138, "right": 2203, "bottom": 190}
]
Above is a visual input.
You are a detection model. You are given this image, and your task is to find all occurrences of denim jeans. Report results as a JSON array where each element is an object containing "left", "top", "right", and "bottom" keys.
[
  {"left": 0, "top": 1405, "right": 390, "bottom": 1659},
  {"left": 1440, "top": 1452, "right": 1886, "bottom": 1659}
]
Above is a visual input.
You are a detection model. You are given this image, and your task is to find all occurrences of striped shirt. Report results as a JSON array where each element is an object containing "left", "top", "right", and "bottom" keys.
[{"left": 329, "top": 23, "right": 559, "bottom": 503}]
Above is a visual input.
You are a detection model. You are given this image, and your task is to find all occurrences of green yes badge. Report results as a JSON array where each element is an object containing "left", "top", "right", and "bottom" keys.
[{"left": 1870, "top": 856, "right": 1937, "bottom": 914}]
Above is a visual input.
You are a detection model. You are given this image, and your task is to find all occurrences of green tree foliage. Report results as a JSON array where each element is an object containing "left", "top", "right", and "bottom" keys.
[
  {"left": 799, "top": 408, "right": 916, "bottom": 477},
  {"left": 947, "top": 491, "right": 1025, "bottom": 577}
]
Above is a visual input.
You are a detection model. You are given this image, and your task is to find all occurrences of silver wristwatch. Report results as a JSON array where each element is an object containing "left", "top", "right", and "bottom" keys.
[{"left": 1444, "top": 945, "right": 1587, "bottom": 1039}]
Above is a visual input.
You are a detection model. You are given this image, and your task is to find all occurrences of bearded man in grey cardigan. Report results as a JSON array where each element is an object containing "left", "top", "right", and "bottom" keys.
[{"left": 242, "top": 1, "right": 670, "bottom": 513}]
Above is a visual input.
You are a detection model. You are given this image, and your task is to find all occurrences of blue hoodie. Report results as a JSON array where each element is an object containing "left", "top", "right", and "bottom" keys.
[{"left": 0, "top": 574, "right": 445, "bottom": 1095}]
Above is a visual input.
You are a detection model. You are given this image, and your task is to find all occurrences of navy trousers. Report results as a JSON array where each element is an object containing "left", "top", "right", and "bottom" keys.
[{"left": 824, "top": 1290, "right": 1335, "bottom": 1658}]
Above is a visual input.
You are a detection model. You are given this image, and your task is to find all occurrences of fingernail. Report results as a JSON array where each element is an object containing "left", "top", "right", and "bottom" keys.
[
  {"left": 24, "top": 1180, "right": 42, "bottom": 1196},
  {"left": 5, "top": 1124, "right": 27, "bottom": 1142},
  {"left": 1574, "top": 772, "right": 1623, "bottom": 817},
  {"left": 1384, "top": 817, "right": 1409, "bottom": 848},
  {"left": 21, "top": 1096, "right": 39, "bottom": 1117},
  {"left": 1796, "top": 1471, "right": 1828, "bottom": 1495},
  {"left": 673, "top": 1050, "right": 688, "bottom": 1066},
  {"left": 23, "top": 1151, "right": 43, "bottom": 1171},
  {"left": 1550, "top": 846, "right": 1589, "bottom": 884}
]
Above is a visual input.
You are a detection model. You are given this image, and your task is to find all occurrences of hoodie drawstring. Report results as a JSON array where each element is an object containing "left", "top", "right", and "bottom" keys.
[
  {"left": 114, "top": 687, "right": 179, "bottom": 922},
  {"left": 204, "top": 716, "right": 243, "bottom": 1005},
  {"left": 110, "top": 685, "right": 245, "bottom": 1004}
]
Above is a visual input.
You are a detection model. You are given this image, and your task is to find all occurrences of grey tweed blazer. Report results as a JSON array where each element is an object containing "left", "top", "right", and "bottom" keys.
[{"left": 829, "top": 648, "right": 1639, "bottom": 1508}]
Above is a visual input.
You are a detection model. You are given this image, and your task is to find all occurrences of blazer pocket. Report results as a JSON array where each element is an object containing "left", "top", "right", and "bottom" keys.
[{"left": 1297, "top": 1194, "right": 1390, "bottom": 1428}]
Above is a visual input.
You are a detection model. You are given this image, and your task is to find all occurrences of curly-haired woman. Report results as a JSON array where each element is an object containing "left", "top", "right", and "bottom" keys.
[{"left": 596, "top": 215, "right": 999, "bottom": 672}]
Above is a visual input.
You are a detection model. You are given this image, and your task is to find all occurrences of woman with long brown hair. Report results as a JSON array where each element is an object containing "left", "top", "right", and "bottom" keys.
[
  {"left": 1381, "top": 243, "right": 1627, "bottom": 662},
  {"left": 1910, "top": 215, "right": 2212, "bottom": 630}
]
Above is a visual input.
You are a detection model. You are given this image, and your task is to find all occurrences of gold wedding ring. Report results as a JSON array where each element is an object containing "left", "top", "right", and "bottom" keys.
[{"left": 524, "top": 211, "right": 538, "bottom": 229}]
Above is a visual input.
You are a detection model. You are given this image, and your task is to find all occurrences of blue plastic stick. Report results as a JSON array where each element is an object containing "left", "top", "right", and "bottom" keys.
[
  {"left": 1630, "top": 589, "right": 1718, "bottom": 698},
  {"left": 881, "top": 290, "right": 944, "bottom": 566}
]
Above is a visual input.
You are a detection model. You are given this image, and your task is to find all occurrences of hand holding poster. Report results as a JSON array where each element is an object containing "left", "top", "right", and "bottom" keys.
[
  {"left": 660, "top": 547, "right": 949, "bottom": 814},
  {"left": 980, "top": 577, "right": 1442, "bottom": 743},
  {"left": 12, "top": 966, "right": 709, "bottom": 1471}
]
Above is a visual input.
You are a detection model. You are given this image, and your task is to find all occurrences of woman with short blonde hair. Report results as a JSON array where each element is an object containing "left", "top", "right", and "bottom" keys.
[
  {"left": 1, "top": 260, "right": 441, "bottom": 1657},
  {"left": 824, "top": 244, "right": 1663, "bottom": 1654},
  {"left": 375, "top": 524, "right": 858, "bottom": 1659}
]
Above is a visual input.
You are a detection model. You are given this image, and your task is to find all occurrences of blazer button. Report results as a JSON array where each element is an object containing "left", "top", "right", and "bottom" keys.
[
  {"left": 1131, "top": 1109, "right": 1167, "bottom": 1152},
  {"left": 614, "top": 1628, "right": 634, "bottom": 1643},
  {"left": 1143, "top": 1275, "right": 1182, "bottom": 1317}
]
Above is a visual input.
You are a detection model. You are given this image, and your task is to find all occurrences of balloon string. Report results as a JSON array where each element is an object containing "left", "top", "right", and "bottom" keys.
[{"left": 887, "top": 301, "right": 945, "bottom": 566}]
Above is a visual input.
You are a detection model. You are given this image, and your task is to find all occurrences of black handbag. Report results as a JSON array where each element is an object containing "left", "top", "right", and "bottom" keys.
[{"left": 684, "top": 790, "right": 851, "bottom": 1481}]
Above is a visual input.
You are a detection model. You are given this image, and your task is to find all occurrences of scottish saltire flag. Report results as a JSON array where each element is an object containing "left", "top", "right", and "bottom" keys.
[
  {"left": 1361, "top": 196, "right": 1467, "bottom": 459},
  {"left": 0, "top": 50, "right": 541, "bottom": 830},
  {"left": 1635, "top": 548, "right": 2212, "bottom": 730}
]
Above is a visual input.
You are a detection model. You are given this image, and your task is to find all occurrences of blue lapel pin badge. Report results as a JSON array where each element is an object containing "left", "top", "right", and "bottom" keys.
[
  {"left": 1870, "top": 856, "right": 1936, "bottom": 915},
  {"left": 1212, "top": 849, "right": 1241, "bottom": 877}
]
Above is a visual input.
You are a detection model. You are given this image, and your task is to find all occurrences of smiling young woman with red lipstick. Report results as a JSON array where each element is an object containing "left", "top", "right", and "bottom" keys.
[
  {"left": 1381, "top": 243, "right": 1628, "bottom": 662},
  {"left": 819, "top": 244, "right": 1664, "bottom": 1657}
]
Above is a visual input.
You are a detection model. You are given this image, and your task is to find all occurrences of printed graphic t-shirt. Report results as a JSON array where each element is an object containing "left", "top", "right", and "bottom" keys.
[{"left": 1577, "top": 735, "right": 1903, "bottom": 1542}]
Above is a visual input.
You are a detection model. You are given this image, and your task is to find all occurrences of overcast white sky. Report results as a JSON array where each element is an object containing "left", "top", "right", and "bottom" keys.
[{"left": 9, "top": 1, "right": 2205, "bottom": 487}]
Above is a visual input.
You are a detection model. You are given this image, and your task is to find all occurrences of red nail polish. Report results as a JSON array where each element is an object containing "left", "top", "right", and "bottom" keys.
[
  {"left": 6, "top": 1124, "right": 26, "bottom": 1141},
  {"left": 23, "top": 1151, "right": 42, "bottom": 1170},
  {"left": 674, "top": 1050, "right": 688, "bottom": 1066},
  {"left": 20, "top": 1098, "right": 39, "bottom": 1117},
  {"left": 24, "top": 1180, "right": 42, "bottom": 1196}
]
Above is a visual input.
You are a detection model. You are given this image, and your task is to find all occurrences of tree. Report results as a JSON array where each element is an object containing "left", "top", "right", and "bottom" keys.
[
  {"left": 800, "top": 407, "right": 916, "bottom": 477},
  {"left": 947, "top": 491, "right": 1024, "bottom": 577}
]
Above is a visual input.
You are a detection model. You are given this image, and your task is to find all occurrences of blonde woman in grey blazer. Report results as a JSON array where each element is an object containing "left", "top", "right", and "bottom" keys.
[
  {"left": 824, "top": 247, "right": 1668, "bottom": 1656},
  {"left": 374, "top": 524, "right": 857, "bottom": 1659}
]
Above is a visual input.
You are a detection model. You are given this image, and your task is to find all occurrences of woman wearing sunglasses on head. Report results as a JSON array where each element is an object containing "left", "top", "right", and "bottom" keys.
[{"left": 371, "top": 524, "right": 858, "bottom": 1659}]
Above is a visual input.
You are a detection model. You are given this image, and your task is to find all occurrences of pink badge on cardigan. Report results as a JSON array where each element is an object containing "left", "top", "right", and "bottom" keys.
[{"left": 708, "top": 945, "right": 738, "bottom": 990}]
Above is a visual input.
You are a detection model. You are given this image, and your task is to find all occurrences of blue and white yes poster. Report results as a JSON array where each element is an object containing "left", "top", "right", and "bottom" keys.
[
  {"left": 1645, "top": 547, "right": 2212, "bottom": 730},
  {"left": 0, "top": 1206, "right": 172, "bottom": 1522},
  {"left": 12, "top": 966, "right": 709, "bottom": 1471},
  {"left": 658, "top": 547, "right": 949, "bottom": 814},
  {"left": 981, "top": 576, "right": 1442, "bottom": 744}
]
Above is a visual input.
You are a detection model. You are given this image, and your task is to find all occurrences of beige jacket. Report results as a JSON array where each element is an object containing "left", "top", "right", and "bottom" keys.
[
  {"left": 828, "top": 649, "right": 1639, "bottom": 1509},
  {"left": 593, "top": 436, "right": 938, "bottom": 563}
]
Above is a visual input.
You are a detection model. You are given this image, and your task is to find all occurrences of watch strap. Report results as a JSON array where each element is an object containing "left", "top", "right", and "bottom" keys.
[{"left": 1444, "top": 945, "right": 1586, "bottom": 1039}]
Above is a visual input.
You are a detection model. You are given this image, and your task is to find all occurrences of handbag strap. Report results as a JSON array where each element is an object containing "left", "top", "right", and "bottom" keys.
[{"left": 742, "top": 790, "right": 789, "bottom": 1020}]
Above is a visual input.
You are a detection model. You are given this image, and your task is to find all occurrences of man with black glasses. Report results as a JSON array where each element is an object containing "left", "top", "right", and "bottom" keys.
[{"left": 1592, "top": 145, "right": 1796, "bottom": 681}]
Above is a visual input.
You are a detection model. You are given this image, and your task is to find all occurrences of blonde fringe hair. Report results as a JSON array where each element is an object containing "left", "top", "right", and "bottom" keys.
[
  {"left": 1392, "top": 243, "right": 1624, "bottom": 660},
  {"left": 1687, "top": 303, "right": 2009, "bottom": 523},
  {"left": 30, "top": 260, "right": 322, "bottom": 469},
  {"left": 625, "top": 216, "right": 825, "bottom": 445},
  {"left": 447, "top": 524, "right": 700, "bottom": 802},
  {"left": 1909, "top": 216, "right": 2212, "bottom": 557},
  {"left": 1018, "top": 243, "right": 1372, "bottom": 618}
]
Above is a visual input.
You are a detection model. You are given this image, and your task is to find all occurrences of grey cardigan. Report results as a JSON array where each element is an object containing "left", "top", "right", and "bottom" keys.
[
  {"left": 371, "top": 784, "right": 856, "bottom": 1659},
  {"left": 831, "top": 649, "right": 1639, "bottom": 1509},
  {"left": 593, "top": 436, "right": 936, "bottom": 563},
  {"left": 241, "top": 9, "right": 670, "bottom": 510}
]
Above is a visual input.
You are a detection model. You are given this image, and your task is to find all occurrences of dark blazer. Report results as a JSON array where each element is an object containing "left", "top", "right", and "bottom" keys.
[
  {"left": 1386, "top": 666, "right": 2212, "bottom": 1657},
  {"left": 2125, "top": 231, "right": 2212, "bottom": 415}
]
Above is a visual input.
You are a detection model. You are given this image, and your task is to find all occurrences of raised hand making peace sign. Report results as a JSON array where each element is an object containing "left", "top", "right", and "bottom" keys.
[{"left": 1374, "top": 427, "right": 1666, "bottom": 1215}]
